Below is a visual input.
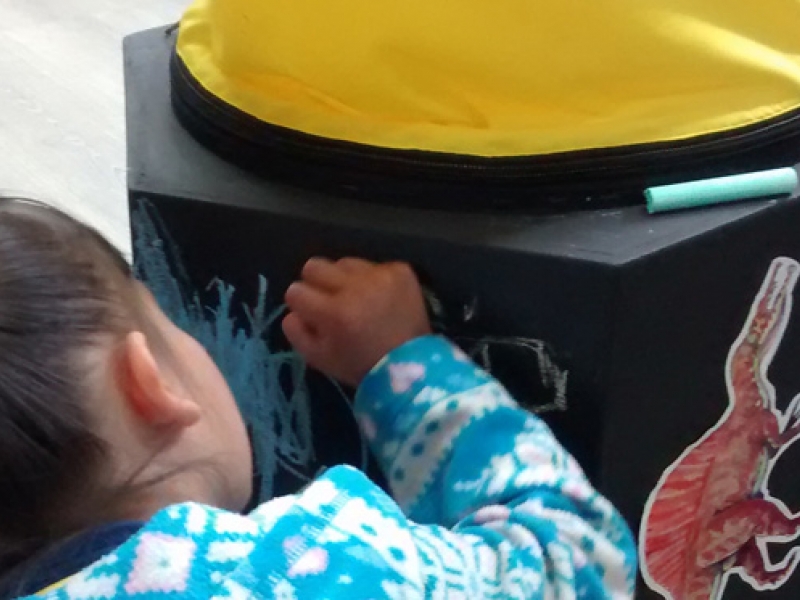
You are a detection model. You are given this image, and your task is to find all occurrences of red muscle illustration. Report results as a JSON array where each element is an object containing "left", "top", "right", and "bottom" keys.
[{"left": 641, "top": 257, "right": 800, "bottom": 600}]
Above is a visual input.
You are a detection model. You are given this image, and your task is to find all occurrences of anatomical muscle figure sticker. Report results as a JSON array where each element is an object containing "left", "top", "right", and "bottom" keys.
[{"left": 641, "top": 257, "right": 800, "bottom": 600}]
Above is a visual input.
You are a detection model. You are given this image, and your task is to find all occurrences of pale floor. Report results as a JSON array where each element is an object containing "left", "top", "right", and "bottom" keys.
[{"left": 0, "top": 0, "right": 187, "bottom": 255}]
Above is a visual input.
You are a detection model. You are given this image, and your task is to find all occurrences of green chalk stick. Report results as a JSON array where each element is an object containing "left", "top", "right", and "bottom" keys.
[{"left": 645, "top": 167, "right": 798, "bottom": 214}]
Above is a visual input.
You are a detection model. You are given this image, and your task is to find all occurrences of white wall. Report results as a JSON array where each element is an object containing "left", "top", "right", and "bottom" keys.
[{"left": 0, "top": 0, "right": 188, "bottom": 256}]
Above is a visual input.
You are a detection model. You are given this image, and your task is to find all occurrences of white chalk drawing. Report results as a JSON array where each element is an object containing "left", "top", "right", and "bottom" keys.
[{"left": 424, "top": 288, "right": 569, "bottom": 414}]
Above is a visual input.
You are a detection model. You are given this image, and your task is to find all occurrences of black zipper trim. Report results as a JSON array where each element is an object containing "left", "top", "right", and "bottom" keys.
[{"left": 170, "top": 48, "right": 800, "bottom": 210}]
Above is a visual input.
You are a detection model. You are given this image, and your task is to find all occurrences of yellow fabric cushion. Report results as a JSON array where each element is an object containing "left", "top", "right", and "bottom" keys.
[{"left": 176, "top": 0, "right": 800, "bottom": 157}]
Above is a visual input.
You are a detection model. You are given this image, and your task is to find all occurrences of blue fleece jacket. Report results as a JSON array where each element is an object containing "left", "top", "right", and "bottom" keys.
[{"left": 24, "top": 336, "right": 636, "bottom": 599}]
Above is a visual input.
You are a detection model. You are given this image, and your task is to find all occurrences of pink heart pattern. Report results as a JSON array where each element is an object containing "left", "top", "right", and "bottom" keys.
[
  {"left": 288, "top": 547, "right": 330, "bottom": 578},
  {"left": 389, "top": 362, "right": 426, "bottom": 394}
]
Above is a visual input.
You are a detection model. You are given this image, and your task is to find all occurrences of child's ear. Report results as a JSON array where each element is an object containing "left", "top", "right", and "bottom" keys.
[{"left": 117, "top": 332, "right": 201, "bottom": 430}]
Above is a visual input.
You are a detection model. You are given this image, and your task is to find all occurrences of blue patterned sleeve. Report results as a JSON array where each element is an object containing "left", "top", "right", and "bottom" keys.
[{"left": 354, "top": 335, "right": 638, "bottom": 598}]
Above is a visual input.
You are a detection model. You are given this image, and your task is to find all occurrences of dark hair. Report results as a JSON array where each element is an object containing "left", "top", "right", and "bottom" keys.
[{"left": 0, "top": 198, "right": 139, "bottom": 576}]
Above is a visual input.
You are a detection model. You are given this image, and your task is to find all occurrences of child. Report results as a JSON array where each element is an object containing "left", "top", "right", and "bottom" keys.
[{"left": 0, "top": 198, "right": 636, "bottom": 599}]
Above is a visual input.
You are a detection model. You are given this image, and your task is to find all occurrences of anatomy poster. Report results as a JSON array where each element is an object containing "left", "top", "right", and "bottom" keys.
[{"left": 640, "top": 257, "right": 800, "bottom": 599}]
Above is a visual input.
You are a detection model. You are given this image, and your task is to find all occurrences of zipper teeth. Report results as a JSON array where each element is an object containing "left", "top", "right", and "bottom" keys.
[{"left": 172, "top": 51, "right": 800, "bottom": 181}]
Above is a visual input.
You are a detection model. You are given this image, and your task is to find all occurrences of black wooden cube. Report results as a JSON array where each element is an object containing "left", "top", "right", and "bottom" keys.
[{"left": 126, "top": 26, "right": 800, "bottom": 599}]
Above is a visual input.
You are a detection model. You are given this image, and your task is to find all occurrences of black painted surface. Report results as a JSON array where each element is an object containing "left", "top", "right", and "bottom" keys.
[{"left": 126, "top": 26, "right": 800, "bottom": 599}]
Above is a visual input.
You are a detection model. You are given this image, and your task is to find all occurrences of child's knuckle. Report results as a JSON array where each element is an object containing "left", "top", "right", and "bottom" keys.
[
  {"left": 390, "top": 262, "right": 415, "bottom": 281},
  {"left": 334, "top": 305, "right": 360, "bottom": 332},
  {"left": 377, "top": 264, "right": 402, "bottom": 285}
]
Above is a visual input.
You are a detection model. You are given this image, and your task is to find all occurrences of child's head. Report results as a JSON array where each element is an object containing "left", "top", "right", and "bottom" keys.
[{"left": 0, "top": 199, "right": 252, "bottom": 570}]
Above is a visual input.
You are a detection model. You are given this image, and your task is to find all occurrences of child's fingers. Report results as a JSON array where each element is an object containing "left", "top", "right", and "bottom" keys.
[
  {"left": 301, "top": 258, "right": 346, "bottom": 292},
  {"left": 285, "top": 282, "right": 331, "bottom": 323},
  {"left": 282, "top": 313, "right": 320, "bottom": 360},
  {"left": 336, "top": 257, "right": 373, "bottom": 274}
]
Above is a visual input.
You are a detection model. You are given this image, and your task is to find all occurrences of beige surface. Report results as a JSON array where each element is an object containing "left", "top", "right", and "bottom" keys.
[{"left": 0, "top": 0, "right": 187, "bottom": 255}]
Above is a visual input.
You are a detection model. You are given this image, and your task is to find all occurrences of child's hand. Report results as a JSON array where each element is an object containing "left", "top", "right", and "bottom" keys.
[{"left": 283, "top": 258, "right": 432, "bottom": 387}]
